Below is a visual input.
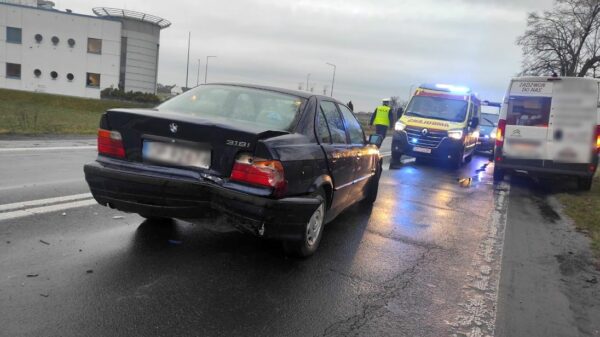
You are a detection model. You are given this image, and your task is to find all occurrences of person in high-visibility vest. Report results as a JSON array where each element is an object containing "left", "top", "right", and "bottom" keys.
[{"left": 369, "top": 98, "right": 394, "bottom": 139}]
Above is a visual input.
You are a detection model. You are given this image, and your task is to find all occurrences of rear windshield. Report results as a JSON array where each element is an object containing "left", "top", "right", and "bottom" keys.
[
  {"left": 506, "top": 96, "right": 551, "bottom": 127},
  {"left": 481, "top": 113, "right": 499, "bottom": 127},
  {"left": 158, "top": 85, "right": 306, "bottom": 131},
  {"left": 405, "top": 96, "right": 468, "bottom": 122}
]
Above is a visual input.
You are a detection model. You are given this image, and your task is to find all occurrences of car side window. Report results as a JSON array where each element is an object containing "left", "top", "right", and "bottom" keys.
[
  {"left": 320, "top": 101, "right": 347, "bottom": 144},
  {"left": 338, "top": 104, "right": 365, "bottom": 144},
  {"left": 317, "top": 110, "right": 332, "bottom": 144}
]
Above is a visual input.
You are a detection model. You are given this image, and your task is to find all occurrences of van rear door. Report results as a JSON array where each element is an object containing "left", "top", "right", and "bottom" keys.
[
  {"left": 503, "top": 80, "right": 553, "bottom": 160},
  {"left": 547, "top": 79, "right": 598, "bottom": 164}
]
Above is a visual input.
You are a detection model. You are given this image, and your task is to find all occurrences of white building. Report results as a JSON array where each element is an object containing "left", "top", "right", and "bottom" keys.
[{"left": 0, "top": 1, "right": 170, "bottom": 99}]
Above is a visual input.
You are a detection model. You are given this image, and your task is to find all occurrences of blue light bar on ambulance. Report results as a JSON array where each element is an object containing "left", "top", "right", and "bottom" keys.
[{"left": 434, "top": 83, "right": 471, "bottom": 94}]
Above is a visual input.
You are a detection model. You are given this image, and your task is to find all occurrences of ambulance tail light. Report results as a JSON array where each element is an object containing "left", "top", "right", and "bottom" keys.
[
  {"left": 496, "top": 119, "right": 506, "bottom": 148},
  {"left": 595, "top": 125, "right": 600, "bottom": 153}
]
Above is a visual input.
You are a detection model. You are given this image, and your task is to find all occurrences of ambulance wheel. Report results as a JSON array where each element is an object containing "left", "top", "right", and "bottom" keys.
[
  {"left": 390, "top": 151, "right": 402, "bottom": 168},
  {"left": 493, "top": 168, "right": 505, "bottom": 182},
  {"left": 577, "top": 177, "right": 593, "bottom": 191}
]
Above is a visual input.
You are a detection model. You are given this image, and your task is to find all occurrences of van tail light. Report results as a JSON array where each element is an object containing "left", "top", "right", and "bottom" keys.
[
  {"left": 230, "top": 154, "right": 286, "bottom": 195},
  {"left": 595, "top": 125, "right": 600, "bottom": 153},
  {"left": 97, "top": 129, "right": 125, "bottom": 158},
  {"left": 496, "top": 119, "right": 506, "bottom": 148}
]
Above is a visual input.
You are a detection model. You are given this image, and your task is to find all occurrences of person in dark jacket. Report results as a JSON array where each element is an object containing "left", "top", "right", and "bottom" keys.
[
  {"left": 347, "top": 101, "right": 354, "bottom": 112},
  {"left": 370, "top": 99, "right": 394, "bottom": 139}
]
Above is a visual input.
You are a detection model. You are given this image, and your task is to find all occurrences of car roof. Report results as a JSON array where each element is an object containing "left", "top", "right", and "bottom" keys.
[{"left": 207, "top": 82, "right": 344, "bottom": 104}]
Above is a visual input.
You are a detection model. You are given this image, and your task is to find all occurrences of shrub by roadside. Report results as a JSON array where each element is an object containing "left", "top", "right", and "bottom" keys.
[
  {"left": 558, "top": 178, "right": 600, "bottom": 256},
  {"left": 100, "top": 88, "right": 161, "bottom": 104},
  {"left": 0, "top": 88, "right": 151, "bottom": 135}
]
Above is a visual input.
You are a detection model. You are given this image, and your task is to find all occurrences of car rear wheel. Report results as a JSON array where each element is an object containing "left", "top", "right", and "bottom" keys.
[
  {"left": 139, "top": 213, "right": 172, "bottom": 223},
  {"left": 282, "top": 191, "right": 326, "bottom": 257},
  {"left": 577, "top": 176, "right": 593, "bottom": 191}
]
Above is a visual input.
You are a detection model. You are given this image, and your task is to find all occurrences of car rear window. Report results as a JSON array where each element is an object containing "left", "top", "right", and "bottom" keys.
[
  {"left": 158, "top": 85, "right": 306, "bottom": 131},
  {"left": 506, "top": 96, "right": 552, "bottom": 127}
]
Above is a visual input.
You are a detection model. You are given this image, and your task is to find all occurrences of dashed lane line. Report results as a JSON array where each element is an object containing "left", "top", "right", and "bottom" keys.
[
  {"left": 0, "top": 199, "right": 97, "bottom": 222},
  {"left": 0, "top": 193, "right": 92, "bottom": 212},
  {"left": 0, "top": 146, "right": 96, "bottom": 152}
]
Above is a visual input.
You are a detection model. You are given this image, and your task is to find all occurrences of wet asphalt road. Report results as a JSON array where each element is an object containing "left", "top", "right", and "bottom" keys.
[
  {"left": 0, "top": 140, "right": 511, "bottom": 337},
  {"left": 6, "top": 138, "right": 598, "bottom": 336}
]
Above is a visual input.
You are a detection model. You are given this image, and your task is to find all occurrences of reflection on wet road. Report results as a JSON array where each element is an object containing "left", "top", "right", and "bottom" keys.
[{"left": 0, "top": 154, "right": 507, "bottom": 337}]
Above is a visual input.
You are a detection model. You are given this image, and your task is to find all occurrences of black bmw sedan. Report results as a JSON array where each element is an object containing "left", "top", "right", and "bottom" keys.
[{"left": 84, "top": 84, "right": 383, "bottom": 256}]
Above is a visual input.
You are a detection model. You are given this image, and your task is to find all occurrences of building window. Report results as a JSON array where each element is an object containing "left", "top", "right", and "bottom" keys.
[
  {"left": 6, "top": 27, "right": 22, "bottom": 44},
  {"left": 35, "top": 34, "right": 43, "bottom": 43},
  {"left": 50, "top": 71, "right": 58, "bottom": 79},
  {"left": 67, "top": 73, "right": 74, "bottom": 81},
  {"left": 87, "top": 38, "right": 102, "bottom": 54},
  {"left": 68, "top": 38, "right": 75, "bottom": 47},
  {"left": 51, "top": 36, "right": 59, "bottom": 45},
  {"left": 6, "top": 63, "right": 21, "bottom": 79},
  {"left": 86, "top": 73, "right": 101, "bottom": 88},
  {"left": 34, "top": 69, "right": 42, "bottom": 77}
]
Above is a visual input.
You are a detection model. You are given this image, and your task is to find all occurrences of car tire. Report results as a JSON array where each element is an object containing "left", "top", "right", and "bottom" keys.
[
  {"left": 362, "top": 162, "right": 382, "bottom": 205},
  {"left": 390, "top": 151, "right": 402, "bottom": 168},
  {"left": 493, "top": 168, "right": 505, "bottom": 182},
  {"left": 464, "top": 153, "right": 473, "bottom": 163},
  {"left": 577, "top": 176, "right": 593, "bottom": 191},
  {"left": 282, "top": 190, "right": 326, "bottom": 257}
]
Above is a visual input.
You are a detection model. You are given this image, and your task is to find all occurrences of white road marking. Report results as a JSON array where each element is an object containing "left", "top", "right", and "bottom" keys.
[
  {"left": 0, "top": 193, "right": 92, "bottom": 212},
  {"left": 448, "top": 180, "right": 511, "bottom": 337},
  {"left": 0, "top": 199, "right": 97, "bottom": 222},
  {"left": 0, "top": 146, "right": 96, "bottom": 153}
]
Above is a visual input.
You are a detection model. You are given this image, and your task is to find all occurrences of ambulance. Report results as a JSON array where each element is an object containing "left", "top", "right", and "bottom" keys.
[
  {"left": 493, "top": 76, "right": 600, "bottom": 190},
  {"left": 391, "top": 83, "right": 481, "bottom": 167}
]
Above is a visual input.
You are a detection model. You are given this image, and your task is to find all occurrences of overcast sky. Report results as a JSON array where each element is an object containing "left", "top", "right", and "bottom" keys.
[{"left": 58, "top": 0, "right": 554, "bottom": 111}]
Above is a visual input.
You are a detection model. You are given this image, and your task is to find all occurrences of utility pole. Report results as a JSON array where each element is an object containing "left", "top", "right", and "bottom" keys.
[
  {"left": 185, "top": 31, "right": 191, "bottom": 89},
  {"left": 205, "top": 55, "right": 217, "bottom": 84},
  {"left": 306, "top": 73, "right": 311, "bottom": 92},
  {"left": 326, "top": 62, "right": 336, "bottom": 97}
]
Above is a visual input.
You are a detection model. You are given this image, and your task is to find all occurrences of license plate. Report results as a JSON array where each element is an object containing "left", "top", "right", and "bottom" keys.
[
  {"left": 143, "top": 141, "right": 211, "bottom": 169},
  {"left": 413, "top": 146, "right": 432, "bottom": 154}
]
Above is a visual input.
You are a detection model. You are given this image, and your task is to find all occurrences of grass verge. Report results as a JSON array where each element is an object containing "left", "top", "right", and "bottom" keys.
[
  {"left": 0, "top": 88, "right": 150, "bottom": 135},
  {"left": 558, "top": 178, "right": 600, "bottom": 256}
]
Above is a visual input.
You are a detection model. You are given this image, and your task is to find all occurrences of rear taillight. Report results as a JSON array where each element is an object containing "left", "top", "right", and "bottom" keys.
[
  {"left": 230, "top": 154, "right": 286, "bottom": 195},
  {"left": 595, "top": 125, "right": 600, "bottom": 153},
  {"left": 496, "top": 119, "right": 506, "bottom": 148},
  {"left": 97, "top": 129, "right": 125, "bottom": 158}
]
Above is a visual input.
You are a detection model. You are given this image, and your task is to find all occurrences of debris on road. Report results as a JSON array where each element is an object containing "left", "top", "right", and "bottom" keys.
[
  {"left": 61, "top": 212, "right": 66, "bottom": 216},
  {"left": 112, "top": 215, "right": 124, "bottom": 219},
  {"left": 86, "top": 269, "right": 93, "bottom": 274},
  {"left": 39, "top": 293, "right": 49, "bottom": 298},
  {"left": 457, "top": 177, "right": 472, "bottom": 188},
  {"left": 586, "top": 276, "right": 598, "bottom": 284},
  {"left": 26, "top": 273, "right": 39, "bottom": 278},
  {"left": 39, "top": 239, "right": 50, "bottom": 245}
]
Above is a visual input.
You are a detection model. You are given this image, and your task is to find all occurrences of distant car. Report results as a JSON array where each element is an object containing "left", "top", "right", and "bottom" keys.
[
  {"left": 84, "top": 83, "right": 383, "bottom": 256},
  {"left": 476, "top": 112, "right": 499, "bottom": 153}
]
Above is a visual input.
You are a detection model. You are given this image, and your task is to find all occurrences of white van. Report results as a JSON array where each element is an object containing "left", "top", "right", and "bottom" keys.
[{"left": 494, "top": 76, "right": 600, "bottom": 190}]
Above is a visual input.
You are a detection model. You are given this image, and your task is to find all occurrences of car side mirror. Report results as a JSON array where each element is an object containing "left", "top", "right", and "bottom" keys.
[
  {"left": 368, "top": 134, "right": 384, "bottom": 148},
  {"left": 470, "top": 117, "right": 479, "bottom": 128}
]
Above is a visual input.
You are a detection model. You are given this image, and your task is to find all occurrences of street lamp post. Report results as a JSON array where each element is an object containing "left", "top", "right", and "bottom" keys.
[
  {"left": 326, "top": 62, "right": 336, "bottom": 97},
  {"left": 196, "top": 59, "right": 201, "bottom": 86},
  {"left": 306, "top": 73, "right": 311, "bottom": 92},
  {"left": 205, "top": 56, "right": 217, "bottom": 84}
]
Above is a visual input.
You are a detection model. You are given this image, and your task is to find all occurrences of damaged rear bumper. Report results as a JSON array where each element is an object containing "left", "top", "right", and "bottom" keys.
[{"left": 84, "top": 158, "right": 320, "bottom": 240}]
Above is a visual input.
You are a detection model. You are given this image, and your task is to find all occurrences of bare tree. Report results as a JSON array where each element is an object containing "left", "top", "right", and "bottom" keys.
[{"left": 517, "top": 0, "right": 600, "bottom": 77}]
